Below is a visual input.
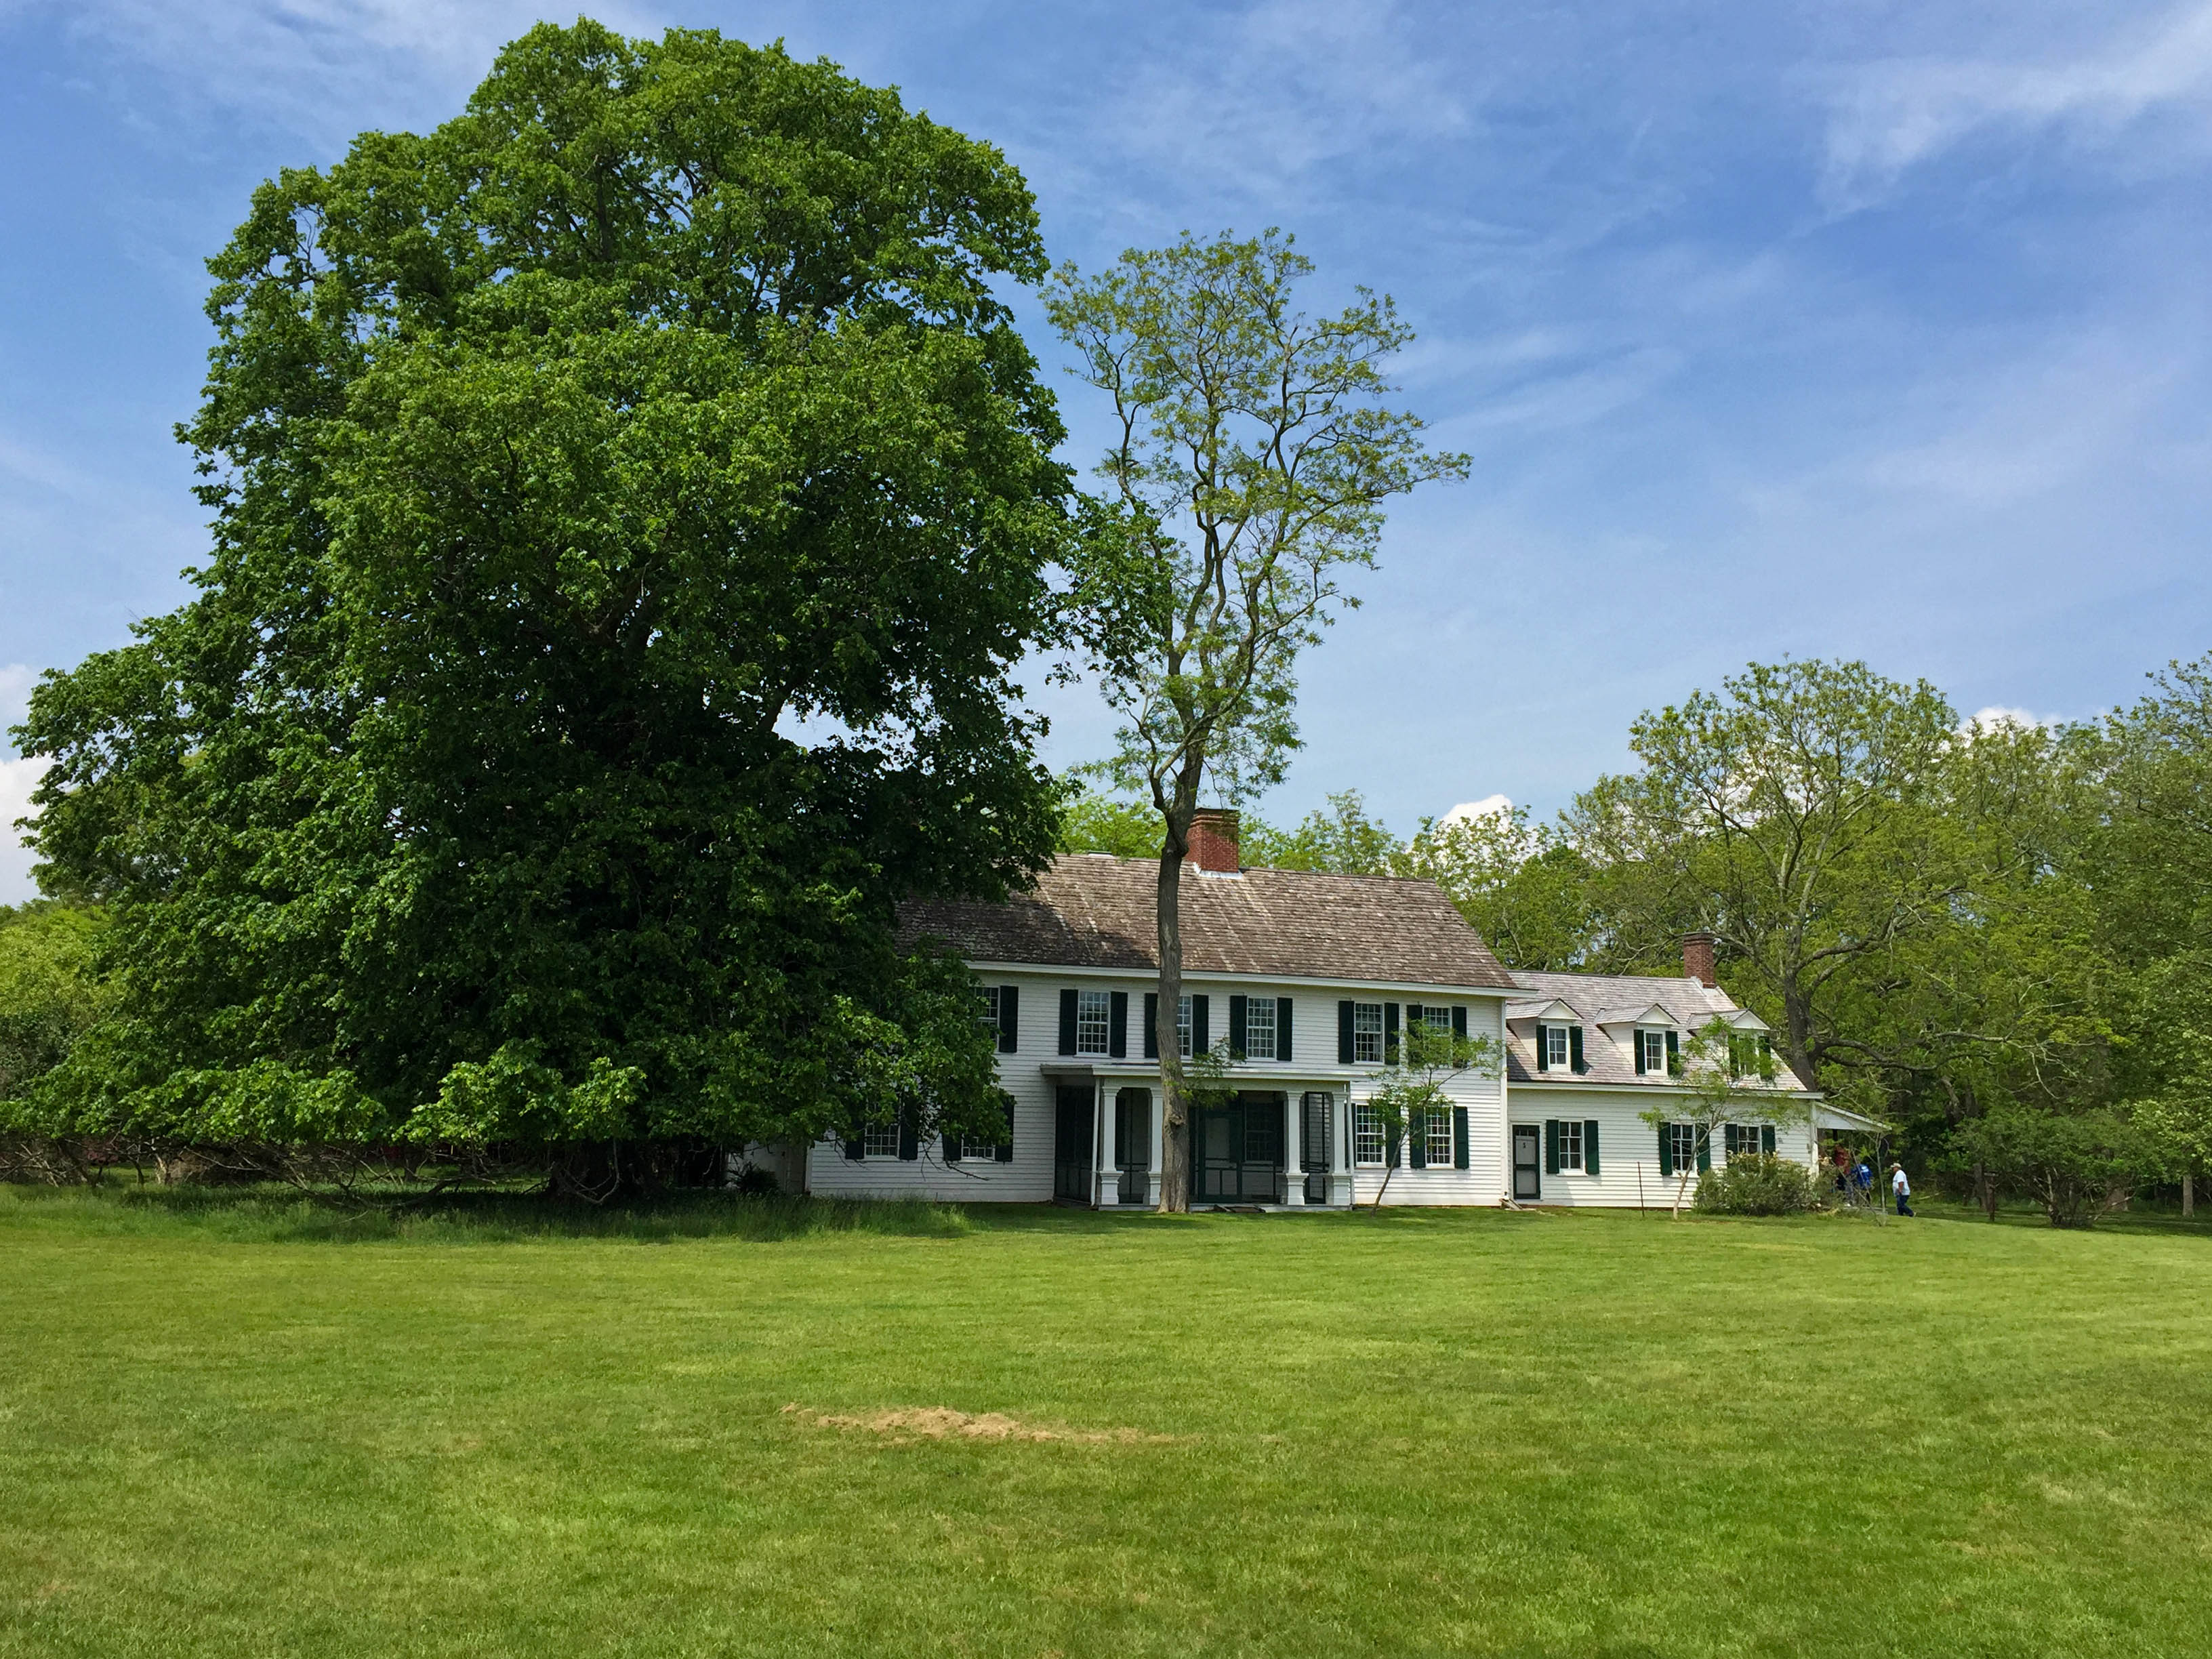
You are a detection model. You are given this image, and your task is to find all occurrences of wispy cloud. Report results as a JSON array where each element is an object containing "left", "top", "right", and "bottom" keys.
[{"left": 1823, "top": 3, "right": 2212, "bottom": 200}]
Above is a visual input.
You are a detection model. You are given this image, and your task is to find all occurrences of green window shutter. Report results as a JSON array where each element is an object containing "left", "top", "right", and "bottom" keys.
[
  {"left": 1277, "top": 998, "right": 1294, "bottom": 1062},
  {"left": 1384, "top": 1002, "right": 1401, "bottom": 1063},
  {"left": 943, "top": 1129, "right": 962, "bottom": 1164},
  {"left": 1584, "top": 1120, "right": 1600, "bottom": 1176},
  {"left": 1192, "top": 995, "right": 1210, "bottom": 1053},
  {"left": 1406, "top": 1002, "right": 1424, "bottom": 1038},
  {"left": 1109, "top": 991, "right": 1128, "bottom": 1059},
  {"left": 1569, "top": 1025, "right": 1584, "bottom": 1072},
  {"left": 996, "top": 1097, "right": 1015, "bottom": 1162},
  {"left": 1657, "top": 1124, "right": 1673, "bottom": 1177},
  {"left": 1452, "top": 1005, "right": 1468, "bottom": 1041},
  {"left": 1228, "top": 995, "right": 1248, "bottom": 1058},
  {"left": 1696, "top": 1128, "right": 1711, "bottom": 1172},
  {"left": 844, "top": 1110, "right": 865, "bottom": 1161},
  {"left": 998, "top": 985, "right": 1019, "bottom": 1054},
  {"left": 1453, "top": 1106, "right": 1470, "bottom": 1169},
  {"left": 1534, "top": 1023, "right": 1549, "bottom": 1072},
  {"left": 1633, "top": 1029, "right": 1646, "bottom": 1075},
  {"left": 1723, "top": 1124, "right": 1738, "bottom": 1158},
  {"left": 1666, "top": 1029, "right": 1679, "bottom": 1076},
  {"left": 1544, "top": 1118, "right": 1560, "bottom": 1175},
  {"left": 1408, "top": 1109, "right": 1427, "bottom": 1168},
  {"left": 1145, "top": 993, "right": 1159, "bottom": 1060},
  {"left": 1337, "top": 1001, "right": 1355, "bottom": 1063},
  {"left": 1761, "top": 1124, "right": 1776, "bottom": 1156},
  {"left": 898, "top": 1112, "right": 919, "bottom": 1162},
  {"left": 1058, "top": 989, "right": 1078, "bottom": 1055}
]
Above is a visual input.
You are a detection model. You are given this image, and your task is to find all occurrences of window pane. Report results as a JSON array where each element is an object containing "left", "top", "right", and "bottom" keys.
[
  {"left": 864, "top": 1124, "right": 899, "bottom": 1158},
  {"left": 1353, "top": 1101, "right": 1384, "bottom": 1165},
  {"left": 1176, "top": 994, "right": 1193, "bottom": 1058},
  {"left": 1425, "top": 1111, "right": 1454, "bottom": 1167},
  {"left": 1353, "top": 1002, "right": 1384, "bottom": 1064},
  {"left": 1244, "top": 998, "right": 1276, "bottom": 1060},
  {"left": 1076, "top": 989, "right": 1110, "bottom": 1054}
]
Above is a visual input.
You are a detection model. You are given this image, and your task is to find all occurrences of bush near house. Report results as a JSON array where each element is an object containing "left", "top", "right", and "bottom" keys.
[{"left": 1694, "top": 1153, "right": 1820, "bottom": 1215}]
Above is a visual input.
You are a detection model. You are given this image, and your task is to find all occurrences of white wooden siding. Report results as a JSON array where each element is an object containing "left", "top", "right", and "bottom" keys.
[{"left": 1504, "top": 1084, "right": 1822, "bottom": 1208}]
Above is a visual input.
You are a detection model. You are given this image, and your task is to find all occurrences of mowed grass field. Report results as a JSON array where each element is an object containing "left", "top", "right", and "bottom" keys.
[{"left": 3, "top": 1190, "right": 2211, "bottom": 1658}]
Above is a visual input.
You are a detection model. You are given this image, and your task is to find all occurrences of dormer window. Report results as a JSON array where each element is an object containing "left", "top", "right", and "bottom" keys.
[
  {"left": 1635, "top": 1027, "right": 1678, "bottom": 1078},
  {"left": 1534, "top": 1021, "right": 1582, "bottom": 1073}
]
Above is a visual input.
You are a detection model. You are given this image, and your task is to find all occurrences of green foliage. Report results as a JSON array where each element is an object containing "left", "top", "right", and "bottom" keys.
[
  {"left": 1056, "top": 790, "right": 1162, "bottom": 858},
  {"left": 1050, "top": 231, "right": 1467, "bottom": 826},
  {"left": 1693, "top": 1154, "right": 1820, "bottom": 1215},
  {"left": 1242, "top": 790, "right": 1400, "bottom": 873},
  {"left": 0, "top": 903, "right": 110, "bottom": 1104},
  {"left": 1953, "top": 1106, "right": 2146, "bottom": 1228},
  {"left": 10, "top": 22, "right": 1067, "bottom": 1158},
  {"left": 1403, "top": 804, "right": 1601, "bottom": 970}
]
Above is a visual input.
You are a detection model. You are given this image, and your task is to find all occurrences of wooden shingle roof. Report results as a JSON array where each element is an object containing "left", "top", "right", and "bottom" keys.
[{"left": 901, "top": 854, "right": 1517, "bottom": 991}]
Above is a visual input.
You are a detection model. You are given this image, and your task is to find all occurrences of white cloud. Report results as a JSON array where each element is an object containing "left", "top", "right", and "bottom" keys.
[
  {"left": 0, "top": 755, "right": 46, "bottom": 905},
  {"left": 1440, "top": 794, "right": 1512, "bottom": 827},
  {"left": 1824, "top": 3, "right": 2212, "bottom": 199},
  {"left": 1963, "top": 705, "right": 2062, "bottom": 733}
]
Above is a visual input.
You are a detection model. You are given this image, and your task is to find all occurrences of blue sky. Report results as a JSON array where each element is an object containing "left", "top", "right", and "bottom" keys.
[{"left": 4, "top": 1, "right": 2211, "bottom": 898}]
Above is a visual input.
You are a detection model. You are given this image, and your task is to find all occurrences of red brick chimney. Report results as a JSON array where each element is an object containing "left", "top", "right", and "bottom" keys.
[
  {"left": 1682, "top": 931, "right": 1718, "bottom": 988},
  {"left": 1188, "top": 808, "right": 1241, "bottom": 873}
]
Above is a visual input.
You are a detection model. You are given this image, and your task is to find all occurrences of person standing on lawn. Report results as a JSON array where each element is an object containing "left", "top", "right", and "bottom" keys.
[{"left": 1891, "top": 1162, "right": 1913, "bottom": 1216}]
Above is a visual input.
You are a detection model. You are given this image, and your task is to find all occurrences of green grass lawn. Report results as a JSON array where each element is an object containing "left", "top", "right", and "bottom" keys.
[{"left": 4, "top": 1189, "right": 2211, "bottom": 1658}]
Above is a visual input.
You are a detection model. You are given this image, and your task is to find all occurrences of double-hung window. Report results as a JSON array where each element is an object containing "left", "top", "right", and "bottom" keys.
[
  {"left": 1667, "top": 1122, "right": 1700, "bottom": 1174},
  {"left": 1544, "top": 1025, "right": 1572, "bottom": 1070},
  {"left": 1351, "top": 1002, "right": 1385, "bottom": 1064},
  {"left": 1353, "top": 1100, "right": 1387, "bottom": 1166},
  {"left": 1075, "top": 989, "right": 1111, "bottom": 1057},
  {"left": 1424, "top": 1109, "right": 1454, "bottom": 1168},
  {"left": 863, "top": 1122, "right": 901, "bottom": 1159},
  {"left": 1555, "top": 1117, "right": 1584, "bottom": 1172},
  {"left": 1244, "top": 996, "right": 1277, "bottom": 1061},
  {"left": 1175, "top": 994, "right": 1194, "bottom": 1058},
  {"left": 1639, "top": 1028, "right": 1669, "bottom": 1076}
]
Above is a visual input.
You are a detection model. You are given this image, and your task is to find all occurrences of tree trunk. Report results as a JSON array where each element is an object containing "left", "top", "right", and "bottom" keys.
[
  {"left": 2186, "top": 1172, "right": 2196, "bottom": 1219},
  {"left": 1154, "top": 810, "right": 1192, "bottom": 1213}
]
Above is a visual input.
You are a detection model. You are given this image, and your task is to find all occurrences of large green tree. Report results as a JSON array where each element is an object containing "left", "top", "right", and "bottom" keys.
[
  {"left": 1048, "top": 230, "right": 1465, "bottom": 1210},
  {"left": 10, "top": 22, "right": 1068, "bottom": 1172}
]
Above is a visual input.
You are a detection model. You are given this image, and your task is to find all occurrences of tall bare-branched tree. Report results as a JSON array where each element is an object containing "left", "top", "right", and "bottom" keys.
[{"left": 1047, "top": 230, "right": 1465, "bottom": 1212}]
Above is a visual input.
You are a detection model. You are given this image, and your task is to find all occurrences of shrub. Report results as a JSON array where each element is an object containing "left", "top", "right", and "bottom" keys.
[{"left": 1694, "top": 1154, "right": 1818, "bottom": 1216}]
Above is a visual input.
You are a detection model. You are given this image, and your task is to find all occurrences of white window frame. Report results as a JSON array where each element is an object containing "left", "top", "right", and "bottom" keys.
[
  {"left": 1639, "top": 1028, "right": 1668, "bottom": 1075},
  {"left": 863, "top": 1122, "right": 901, "bottom": 1160},
  {"left": 1667, "top": 1122, "right": 1700, "bottom": 1174},
  {"left": 1544, "top": 1025, "right": 1571, "bottom": 1069},
  {"left": 1352, "top": 1002, "right": 1385, "bottom": 1065},
  {"left": 963, "top": 1132, "right": 1000, "bottom": 1161},
  {"left": 1556, "top": 1118, "right": 1584, "bottom": 1172},
  {"left": 1175, "top": 994, "right": 1193, "bottom": 1058},
  {"left": 1244, "top": 996, "right": 1277, "bottom": 1062},
  {"left": 1076, "top": 988, "right": 1110, "bottom": 1057},
  {"left": 1425, "top": 1108, "right": 1454, "bottom": 1169},
  {"left": 1353, "top": 1100, "right": 1386, "bottom": 1166}
]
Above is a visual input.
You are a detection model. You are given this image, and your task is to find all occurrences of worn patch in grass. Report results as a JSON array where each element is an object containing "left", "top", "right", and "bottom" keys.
[{"left": 782, "top": 1403, "right": 1175, "bottom": 1444}]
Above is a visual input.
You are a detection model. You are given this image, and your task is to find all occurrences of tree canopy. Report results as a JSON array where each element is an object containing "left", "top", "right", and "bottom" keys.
[{"left": 9, "top": 21, "right": 1069, "bottom": 1166}]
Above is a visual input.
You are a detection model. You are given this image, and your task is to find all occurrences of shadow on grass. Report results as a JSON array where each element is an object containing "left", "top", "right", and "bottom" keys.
[{"left": 0, "top": 1182, "right": 986, "bottom": 1245}]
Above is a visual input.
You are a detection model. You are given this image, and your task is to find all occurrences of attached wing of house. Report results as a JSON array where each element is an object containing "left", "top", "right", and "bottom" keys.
[{"left": 756, "top": 812, "right": 1872, "bottom": 1207}]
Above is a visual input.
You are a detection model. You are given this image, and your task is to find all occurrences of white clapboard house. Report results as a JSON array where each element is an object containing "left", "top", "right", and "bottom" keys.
[{"left": 783, "top": 811, "right": 1866, "bottom": 1207}]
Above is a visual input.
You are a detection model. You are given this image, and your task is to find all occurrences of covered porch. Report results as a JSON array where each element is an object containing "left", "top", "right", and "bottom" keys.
[{"left": 1042, "top": 1065, "right": 1355, "bottom": 1210}]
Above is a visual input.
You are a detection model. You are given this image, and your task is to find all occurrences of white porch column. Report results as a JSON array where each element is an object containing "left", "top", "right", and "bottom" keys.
[
  {"left": 1280, "top": 1091, "right": 1305, "bottom": 1205},
  {"left": 1094, "top": 1079, "right": 1118, "bottom": 1207},
  {"left": 1328, "top": 1090, "right": 1353, "bottom": 1207},
  {"left": 1147, "top": 1078, "right": 1165, "bottom": 1207}
]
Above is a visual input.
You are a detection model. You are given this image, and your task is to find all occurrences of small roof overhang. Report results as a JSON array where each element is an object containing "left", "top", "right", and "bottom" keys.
[
  {"left": 1594, "top": 1001, "right": 1675, "bottom": 1027},
  {"left": 1504, "top": 998, "right": 1582, "bottom": 1023}
]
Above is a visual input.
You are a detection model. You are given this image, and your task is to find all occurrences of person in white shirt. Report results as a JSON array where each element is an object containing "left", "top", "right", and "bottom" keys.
[{"left": 1890, "top": 1162, "right": 1912, "bottom": 1216}]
